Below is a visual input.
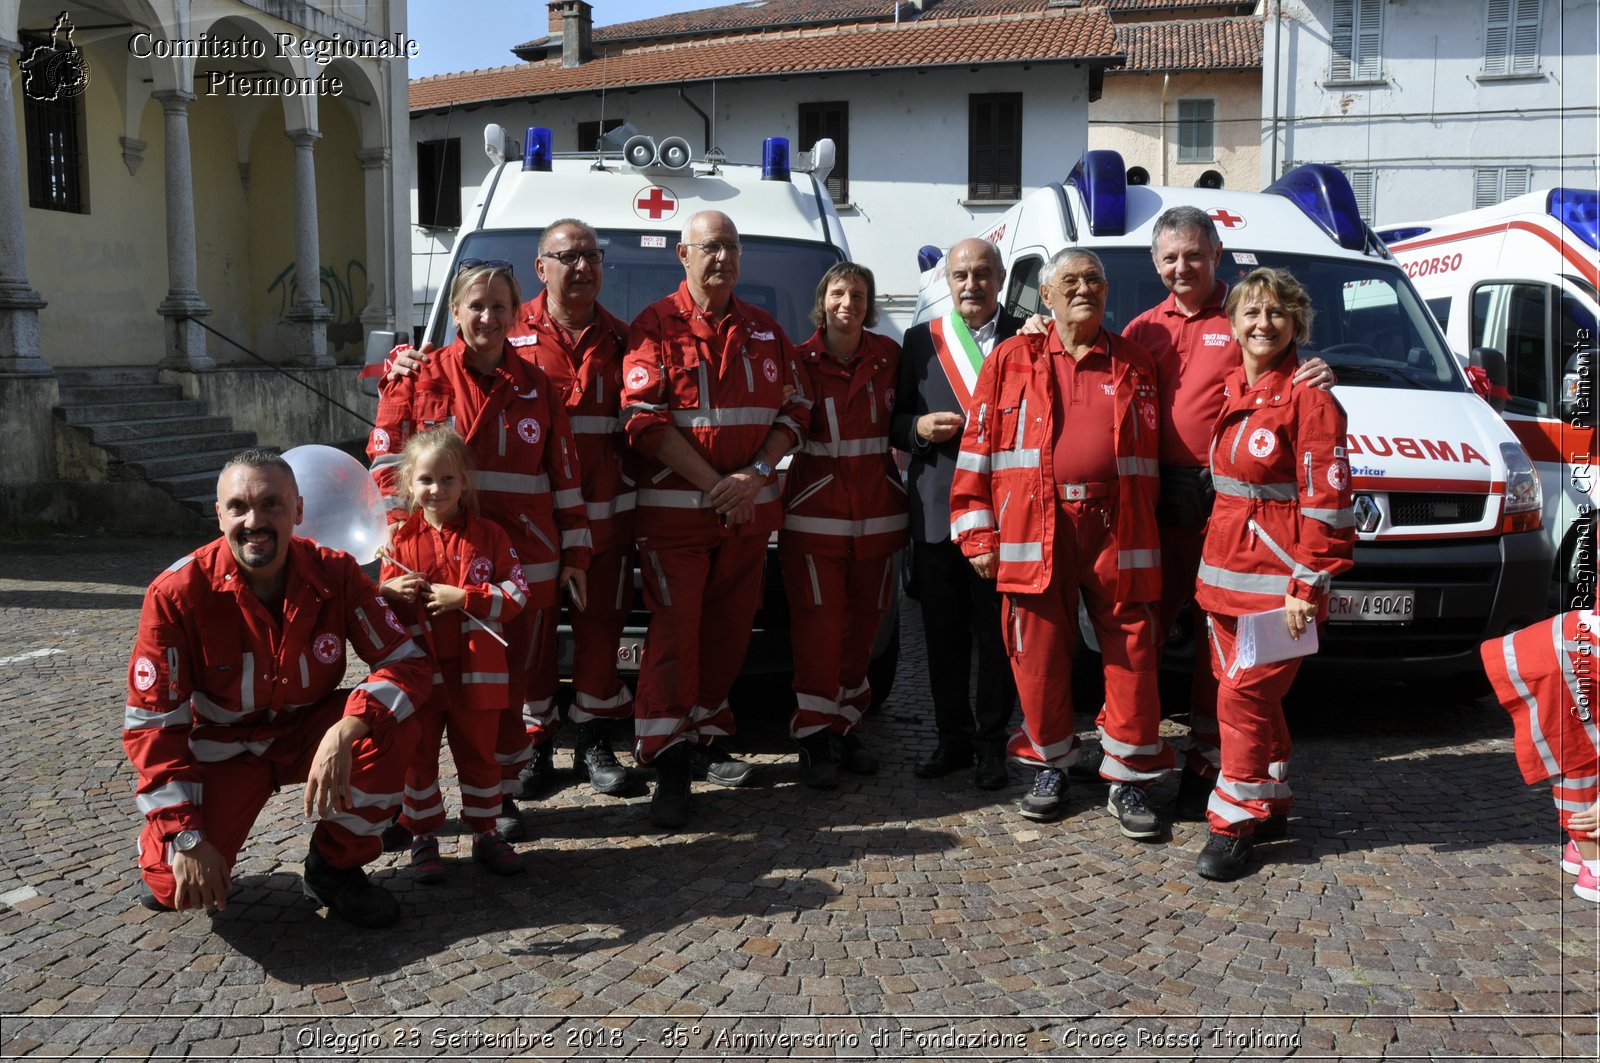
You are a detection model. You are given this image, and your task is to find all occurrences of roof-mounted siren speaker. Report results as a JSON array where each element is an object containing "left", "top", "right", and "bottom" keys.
[
  {"left": 1126, "top": 166, "right": 1150, "bottom": 186},
  {"left": 656, "top": 136, "right": 692, "bottom": 172},
  {"left": 623, "top": 135, "right": 658, "bottom": 170},
  {"left": 1196, "top": 169, "right": 1224, "bottom": 189},
  {"left": 800, "top": 137, "right": 836, "bottom": 185},
  {"left": 484, "top": 123, "right": 509, "bottom": 165}
]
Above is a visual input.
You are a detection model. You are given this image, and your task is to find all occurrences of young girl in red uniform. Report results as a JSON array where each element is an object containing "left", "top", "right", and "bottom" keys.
[{"left": 381, "top": 428, "right": 530, "bottom": 882}]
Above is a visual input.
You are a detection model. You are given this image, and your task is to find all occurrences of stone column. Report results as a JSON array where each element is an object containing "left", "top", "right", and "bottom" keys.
[
  {"left": 0, "top": 39, "right": 50, "bottom": 374},
  {"left": 154, "top": 89, "right": 214, "bottom": 370},
  {"left": 286, "top": 129, "right": 332, "bottom": 368},
  {"left": 355, "top": 146, "right": 393, "bottom": 335}
]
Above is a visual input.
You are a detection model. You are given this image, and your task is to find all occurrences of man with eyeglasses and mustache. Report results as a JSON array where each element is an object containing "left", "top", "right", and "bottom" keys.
[
  {"left": 620, "top": 210, "right": 809, "bottom": 829},
  {"left": 501, "top": 219, "right": 637, "bottom": 801},
  {"left": 949, "top": 248, "right": 1176, "bottom": 837}
]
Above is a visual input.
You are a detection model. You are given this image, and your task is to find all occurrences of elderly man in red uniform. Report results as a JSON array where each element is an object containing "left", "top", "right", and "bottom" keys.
[
  {"left": 621, "top": 209, "right": 808, "bottom": 829},
  {"left": 506, "top": 218, "right": 636, "bottom": 799},
  {"left": 950, "top": 248, "right": 1175, "bottom": 836},
  {"left": 123, "top": 450, "right": 431, "bottom": 928}
]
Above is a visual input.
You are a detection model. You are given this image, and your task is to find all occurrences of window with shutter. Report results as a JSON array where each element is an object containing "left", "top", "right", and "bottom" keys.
[
  {"left": 21, "top": 33, "right": 88, "bottom": 214},
  {"left": 1177, "top": 99, "right": 1216, "bottom": 162},
  {"left": 1348, "top": 168, "right": 1376, "bottom": 221},
  {"left": 1485, "top": 0, "right": 1542, "bottom": 75},
  {"left": 968, "top": 93, "right": 1023, "bottom": 201},
  {"left": 417, "top": 138, "right": 462, "bottom": 230},
  {"left": 799, "top": 102, "right": 850, "bottom": 205},
  {"left": 1329, "top": 0, "right": 1383, "bottom": 81},
  {"left": 1473, "top": 166, "right": 1533, "bottom": 207}
]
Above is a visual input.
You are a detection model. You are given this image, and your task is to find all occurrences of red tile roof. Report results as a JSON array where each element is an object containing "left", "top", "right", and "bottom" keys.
[
  {"left": 1114, "top": 15, "right": 1261, "bottom": 72},
  {"left": 415, "top": 9, "right": 1122, "bottom": 111}
]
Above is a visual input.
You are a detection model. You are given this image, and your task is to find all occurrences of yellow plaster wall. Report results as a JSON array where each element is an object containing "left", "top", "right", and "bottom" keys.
[{"left": 1090, "top": 71, "right": 1261, "bottom": 192}]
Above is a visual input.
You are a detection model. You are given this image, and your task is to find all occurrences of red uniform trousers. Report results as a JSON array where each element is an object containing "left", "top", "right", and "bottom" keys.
[
  {"left": 632, "top": 532, "right": 766, "bottom": 765},
  {"left": 781, "top": 547, "right": 896, "bottom": 739},
  {"left": 401, "top": 657, "right": 504, "bottom": 835},
  {"left": 521, "top": 544, "right": 637, "bottom": 742},
  {"left": 1203, "top": 613, "right": 1300, "bottom": 835},
  {"left": 1159, "top": 519, "right": 1221, "bottom": 777},
  {"left": 1004, "top": 498, "right": 1174, "bottom": 782},
  {"left": 137, "top": 691, "right": 419, "bottom": 908}
]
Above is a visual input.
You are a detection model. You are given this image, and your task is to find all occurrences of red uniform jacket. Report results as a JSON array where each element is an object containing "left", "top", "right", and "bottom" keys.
[
  {"left": 382, "top": 509, "right": 529, "bottom": 712},
  {"left": 368, "top": 337, "right": 591, "bottom": 607},
  {"left": 1481, "top": 610, "right": 1600, "bottom": 784},
  {"left": 621, "top": 283, "right": 807, "bottom": 537},
  {"left": 510, "top": 292, "right": 637, "bottom": 554},
  {"left": 1195, "top": 349, "right": 1355, "bottom": 617},
  {"left": 949, "top": 325, "right": 1163, "bottom": 600},
  {"left": 122, "top": 537, "right": 432, "bottom": 842},
  {"left": 780, "top": 330, "right": 909, "bottom": 559}
]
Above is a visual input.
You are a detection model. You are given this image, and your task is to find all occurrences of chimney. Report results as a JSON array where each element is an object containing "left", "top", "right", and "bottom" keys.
[{"left": 549, "top": 0, "right": 592, "bottom": 67}]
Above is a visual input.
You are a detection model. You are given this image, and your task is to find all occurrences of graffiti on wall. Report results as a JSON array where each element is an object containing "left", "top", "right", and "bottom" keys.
[{"left": 268, "top": 259, "right": 368, "bottom": 352}]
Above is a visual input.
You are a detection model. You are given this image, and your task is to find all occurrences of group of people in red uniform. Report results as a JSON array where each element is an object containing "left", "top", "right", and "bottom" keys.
[{"left": 121, "top": 205, "right": 1595, "bottom": 928}]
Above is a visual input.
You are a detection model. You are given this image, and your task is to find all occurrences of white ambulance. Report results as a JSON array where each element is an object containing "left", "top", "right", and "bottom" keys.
[
  {"left": 915, "top": 151, "right": 1557, "bottom": 680},
  {"left": 368, "top": 125, "right": 900, "bottom": 698},
  {"left": 1378, "top": 189, "right": 1597, "bottom": 611}
]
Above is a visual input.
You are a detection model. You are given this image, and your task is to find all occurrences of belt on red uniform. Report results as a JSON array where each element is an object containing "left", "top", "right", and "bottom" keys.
[{"left": 1057, "top": 481, "right": 1113, "bottom": 501}]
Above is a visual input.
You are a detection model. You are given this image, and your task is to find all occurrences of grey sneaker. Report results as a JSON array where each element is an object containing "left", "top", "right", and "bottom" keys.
[
  {"left": 1107, "top": 784, "right": 1161, "bottom": 839},
  {"left": 1019, "top": 767, "right": 1067, "bottom": 822}
]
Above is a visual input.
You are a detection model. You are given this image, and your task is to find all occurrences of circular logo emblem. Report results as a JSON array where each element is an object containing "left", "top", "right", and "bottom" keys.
[
  {"left": 1141, "top": 402, "right": 1157, "bottom": 431},
  {"left": 517, "top": 418, "right": 541, "bottom": 445},
  {"left": 133, "top": 655, "right": 157, "bottom": 691},
  {"left": 632, "top": 184, "right": 678, "bottom": 222},
  {"left": 1248, "top": 427, "right": 1276, "bottom": 459},
  {"left": 383, "top": 607, "right": 405, "bottom": 634},
  {"left": 511, "top": 561, "right": 529, "bottom": 594},
  {"left": 313, "top": 632, "right": 342, "bottom": 664},
  {"left": 626, "top": 365, "right": 651, "bottom": 391},
  {"left": 469, "top": 556, "right": 494, "bottom": 584},
  {"left": 1327, "top": 459, "right": 1349, "bottom": 491},
  {"left": 370, "top": 427, "right": 390, "bottom": 454},
  {"left": 762, "top": 358, "right": 779, "bottom": 384}
]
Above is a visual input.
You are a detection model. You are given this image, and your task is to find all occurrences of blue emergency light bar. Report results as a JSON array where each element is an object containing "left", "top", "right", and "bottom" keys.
[
  {"left": 762, "top": 137, "right": 790, "bottom": 181},
  {"left": 1375, "top": 226, "right": 1431, "bottom": 244},
  {"left": 917, "top": 245, "right": 943, "bottom": 272},
  {"left": 523, "top": 126, "right": 553, "bottom": 172},
  {"left": 1265, "top": 164, "right": 1367, "bottom": 251},
  {"left": 1067, "top": 150, "right": 1128, "bottom": 237},
  {"left": 1549, "top": 188, "right": 1599, "bottom": 251}
]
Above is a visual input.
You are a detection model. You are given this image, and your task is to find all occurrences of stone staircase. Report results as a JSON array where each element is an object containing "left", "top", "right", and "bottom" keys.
[{"left": 54, "top": 367, "right": 257, "bottom": 520}]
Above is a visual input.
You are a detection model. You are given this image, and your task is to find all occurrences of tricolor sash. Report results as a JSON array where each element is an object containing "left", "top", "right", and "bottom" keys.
[{"left": 929, "top": 312, "right": 985, "bottom": 413}]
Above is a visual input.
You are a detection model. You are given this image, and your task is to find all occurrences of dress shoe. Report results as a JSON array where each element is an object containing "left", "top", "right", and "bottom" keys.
[
  {"left": 914, "top": 743, "right": 973, "bottom": 779},
  {"left": 973, "top": 749, "right": 1009, "bottom": 790}
]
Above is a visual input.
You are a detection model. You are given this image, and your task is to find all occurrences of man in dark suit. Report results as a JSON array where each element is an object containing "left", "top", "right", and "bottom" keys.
[{"left": 890, "top": 238, "right": 1020, "bottom": 790}]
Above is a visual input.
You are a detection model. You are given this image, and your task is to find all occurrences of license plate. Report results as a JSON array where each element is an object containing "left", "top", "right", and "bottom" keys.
[
  {"left": 615, "top": 636, "right": 646, "bottom": 672},
  {"left": 1327, "top": 588, "right": 1415, "bottom": 623}
]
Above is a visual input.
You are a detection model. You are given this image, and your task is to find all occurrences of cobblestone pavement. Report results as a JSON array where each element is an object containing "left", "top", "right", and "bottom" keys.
[{"left": 0, "top": 536, "right": 1595, "bottom": 1061}]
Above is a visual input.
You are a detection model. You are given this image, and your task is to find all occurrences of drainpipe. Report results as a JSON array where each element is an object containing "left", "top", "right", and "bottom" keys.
[
  {"left": 1159, "top": 72, "right": 1170, "bottom": 185},
  {"left": 678, "top": 87, "right": 712, "bottom": 156},
  {"left": 1270, "top": 0, "right": 1284, "bottom": 179}
]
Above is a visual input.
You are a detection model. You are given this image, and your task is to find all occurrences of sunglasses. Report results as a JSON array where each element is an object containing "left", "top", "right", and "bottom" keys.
[{"left": 457, "top": 258, "right": 515, "bottom": 273}]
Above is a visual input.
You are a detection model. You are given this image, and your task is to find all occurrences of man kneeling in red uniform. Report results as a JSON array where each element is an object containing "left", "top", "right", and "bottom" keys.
[{"left": 123, "top": 450, "right": 431, "bottom": 927}]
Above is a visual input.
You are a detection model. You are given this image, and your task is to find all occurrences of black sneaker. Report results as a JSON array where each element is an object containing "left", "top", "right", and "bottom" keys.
[
  {"left": 1066, "top": 738, "right": 1106, "bottom": 784},
  {"left": 1019, "top": 767, "right": 1067, "bottom": 822},
  {"left": 832, "top": 733, "right": 878, "bottom": 776},
  {"left": 380, "top": 819, "right": 413, "bottom": 854},
  {"left": 496, "top": 795, "right": 527, "bottom": 842},
  {"left": 650, "top": 749, "right": 693, "bottom": 830},
  {"left": 471, "top": 831, "right": 526, "bottom": 877},
  {"left": 302, "top": 845, "right": 400, "bottom": 928},
  {"left": 1169, "top": 766, "right": 1214, "bottom": 821},
  {"left": 1107, "top": 784, "right": 1162, "bottom": 839},
  {"left": 688, "top": 742, "right": 754, "bottom": 787},
  {"left": 517, "top": 741, "right": 555, "bottom": 800},
  {"left": 798, "top": 732, "right": 839, "bottom": 790},
  {"left": 574, "top": 723, "right": 630, "bottom": 796},
  {"left": 1196, "top": 828, "right": 1255, "bottom": 881}
]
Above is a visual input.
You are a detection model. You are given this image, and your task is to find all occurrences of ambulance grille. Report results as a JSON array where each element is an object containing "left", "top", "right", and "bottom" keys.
[{"left": 1387, "top": 492, "right": 1486, "bottom": 527}]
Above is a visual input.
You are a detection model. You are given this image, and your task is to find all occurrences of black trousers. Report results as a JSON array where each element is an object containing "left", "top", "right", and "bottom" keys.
[{"left": 911, "top": 538, "right": 1018, "bottom": 754}]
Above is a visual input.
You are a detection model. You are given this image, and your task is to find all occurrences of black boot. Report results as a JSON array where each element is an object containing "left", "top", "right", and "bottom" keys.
[
  {"left": 303, "top": 844, "right": 400, "bottom": 928},
  {"left": 574, "top": 721, "right": 630, "bottom": 795}
]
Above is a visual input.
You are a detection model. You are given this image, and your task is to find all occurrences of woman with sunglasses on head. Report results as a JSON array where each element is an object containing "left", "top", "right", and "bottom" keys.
[{"left": 368, "top": 261, "right": 590, "bottom": 844}]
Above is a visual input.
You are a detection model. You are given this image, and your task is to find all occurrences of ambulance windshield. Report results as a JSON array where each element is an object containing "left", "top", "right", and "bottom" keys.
[{"left": 428, "top": 229, "right": 845, "bottom": 347}]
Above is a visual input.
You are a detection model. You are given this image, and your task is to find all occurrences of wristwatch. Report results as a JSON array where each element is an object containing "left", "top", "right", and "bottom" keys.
[
  {"left": 172, "top": 829, "right": 204, "bottom": 854},
  {"left": 750, "top": 459, "right": 774, "bottom": 478}
]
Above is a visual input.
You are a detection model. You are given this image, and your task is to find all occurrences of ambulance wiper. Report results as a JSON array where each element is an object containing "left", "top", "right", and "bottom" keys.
[{"left": 1324, "top": 363, "right": 1426, "bottom": 388}]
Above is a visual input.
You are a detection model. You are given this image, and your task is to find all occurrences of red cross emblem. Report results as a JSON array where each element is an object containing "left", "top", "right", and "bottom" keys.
[
  {"left": 634, "top": 186, "right": 678, "bottom": 221},
  {"left": 1209, "top": 208, "right": 1245, "bottom": 230}
]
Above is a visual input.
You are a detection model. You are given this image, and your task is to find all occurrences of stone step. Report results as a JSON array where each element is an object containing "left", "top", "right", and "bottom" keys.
[
  {"left": 57, "top": 383, "right": 185, "bottom": 406},
  {"left": 60, "top": 398, "right": 209, "bottom": 426},
  {"left": 80, "top": 415, "right": 236, "bottom": 443},
  {"left": 158, "top": 469, "right": 229, "bottom": 500},
  {"left": 54, "top": 366, "right": 162, "bottom": 388},
  {"left": 101, "top": 431, "right": 257, "bottom": 463},
  {"left": 130, "top": 448, "right": 249, "bottom": 481}
]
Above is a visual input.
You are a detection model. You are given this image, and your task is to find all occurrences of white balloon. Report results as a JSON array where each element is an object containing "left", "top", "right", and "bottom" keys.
[{"left": 283, "top": 444, "right": 387, "bottom": 564}]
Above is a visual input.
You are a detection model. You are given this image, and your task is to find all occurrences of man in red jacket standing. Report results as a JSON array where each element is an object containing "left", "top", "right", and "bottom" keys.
[
  {"left": 123, "top": 450, "right": 431, "bottom": 928},
  {"left": 621, "top": 210, "right": 808, "bottom": 829}
]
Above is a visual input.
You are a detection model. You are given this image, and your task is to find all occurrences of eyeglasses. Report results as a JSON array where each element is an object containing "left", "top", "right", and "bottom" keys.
[
  {"left": 1054, "top": 272, "right": 1107, "bottom": 291},
  {"left": 540, "top": 248, "right": 606, "bottom": 267},
  {"left": 684, "top": 241, "right": 742, "bottom": 258},
  {"left": 457, "top": 258, "right": 514, "bottom": 273}
]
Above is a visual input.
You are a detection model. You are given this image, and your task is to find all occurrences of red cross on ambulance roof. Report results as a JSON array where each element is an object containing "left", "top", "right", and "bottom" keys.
[
  {"left": 634, "top": 186, "right": 678, "bottom": 221},
  {"left": 1209, "top": 208, "right": 1246, "bottom": 230}
]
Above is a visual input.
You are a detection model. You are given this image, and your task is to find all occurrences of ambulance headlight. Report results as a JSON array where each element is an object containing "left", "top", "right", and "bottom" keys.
[{"left": 1500, "top": 442, "right": 1542, "bottom": 533}]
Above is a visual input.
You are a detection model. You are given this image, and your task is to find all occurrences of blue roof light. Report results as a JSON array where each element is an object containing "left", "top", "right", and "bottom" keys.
[
  {"left": 1266, "top": 164, "right": 1366, "bottom": 251},
  {"left": 1375, "top": 226, "right": 1431, "bottom": 245},
  {"left": 1067, "top": 150, "right": 1127, "bottom": 236},
  {"left": 917, "top": 245, "right": 943, "bottom": 272},
  {"left": 1548, "top": 188, "right": 1600, "bottom": 251},
  {"left": 523, "top": 126, "right": 552, "bottom": 172},
  {"left": 762, "top": 137, "right": 790, "bottom": 182}
]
